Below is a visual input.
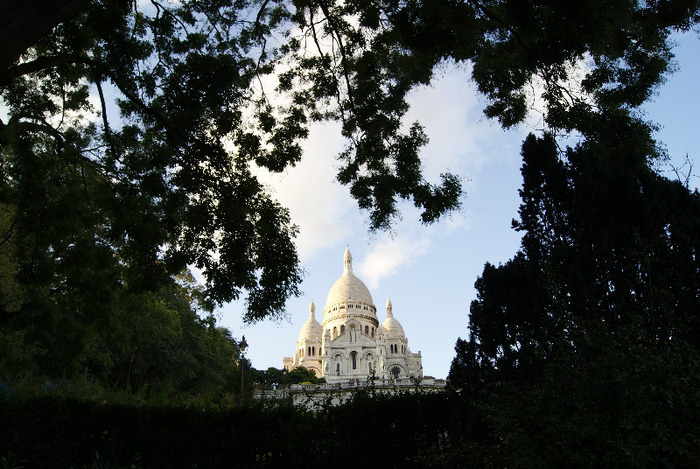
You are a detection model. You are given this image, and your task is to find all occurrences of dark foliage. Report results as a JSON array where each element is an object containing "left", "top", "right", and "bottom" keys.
[
  {"left": 455, "top": 133, "right": 700, "bottom": 384},
  {"left": 0, "top": 391, "right": 480, "bottom": 468},
  {"left": 249, "top": 366, "right": 325, "bottom": 387},
  {"left": 449, "top": 132, "right": 700, "bottom": 466}
]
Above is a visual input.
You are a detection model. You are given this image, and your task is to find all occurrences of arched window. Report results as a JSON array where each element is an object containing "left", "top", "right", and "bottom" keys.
[
  {"left": 351, "top": 352, "right": 357, "bottom": 370},
  {"left": 364, "top": 325, "right": 369, "bottom": 334},
  {"left": 335, "top": 354, "right": 342, "bottom": 375},
  {"left": 333, "top": 326, "right": 338, "bottom": 338},
  {"left": 312, "top": 346, "right": 315, "bottom": 356},
  {"left": 340, "top": 325, "right": 346, "bottom": 335},
  {"left": 308, "top": 346, "right": 311, "bottom": 356},
  {"left": 371, "top": 327, "right": 375, "bottom": 338}
]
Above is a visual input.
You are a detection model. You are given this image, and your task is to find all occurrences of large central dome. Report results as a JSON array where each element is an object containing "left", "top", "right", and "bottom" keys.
[{"left": 324, "top": 246, "right": 374, "bottom": 310}]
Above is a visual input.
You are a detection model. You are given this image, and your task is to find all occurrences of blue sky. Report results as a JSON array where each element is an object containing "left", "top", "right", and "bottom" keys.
[{"left": 218, "top": 31, "right": 700, "bottom": 379}]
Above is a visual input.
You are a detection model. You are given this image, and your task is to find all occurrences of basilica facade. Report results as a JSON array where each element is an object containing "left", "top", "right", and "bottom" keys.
[{"left": 283, "top": 247, "right": 423, "bottom": 383}]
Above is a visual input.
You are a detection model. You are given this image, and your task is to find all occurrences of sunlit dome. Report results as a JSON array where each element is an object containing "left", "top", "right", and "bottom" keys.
[
  {"left": 381, "top": 297, "right": 405, "bottom": 338},
  {"left": 324, "top": 246, "right": 375, "bottom": 310},
  {"left": 298, "top": 300, "right": 322, "bottom": 341}
]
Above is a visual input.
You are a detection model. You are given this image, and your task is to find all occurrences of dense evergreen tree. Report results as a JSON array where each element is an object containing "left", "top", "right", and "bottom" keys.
[
  {"left": 449, "top": 132, "right": 700, "bottom": 466},
  {"left": 452, "top": 132, "right": 700, "bottom": 385}
]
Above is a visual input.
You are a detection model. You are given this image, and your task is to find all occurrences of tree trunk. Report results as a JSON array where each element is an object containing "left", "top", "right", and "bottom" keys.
[{"left": 0, "top": 0, "right": 89, "bottom": 73}]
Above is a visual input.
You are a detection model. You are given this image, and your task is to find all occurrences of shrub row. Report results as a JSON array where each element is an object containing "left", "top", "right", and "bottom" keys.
[{"left": 0, "top": 391, "right": 479, "bottom": 468}]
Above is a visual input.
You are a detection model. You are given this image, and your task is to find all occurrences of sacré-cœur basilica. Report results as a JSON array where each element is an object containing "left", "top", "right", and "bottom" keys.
[{"left": 283, "top": 246, "right": 424, "bottom": 383}]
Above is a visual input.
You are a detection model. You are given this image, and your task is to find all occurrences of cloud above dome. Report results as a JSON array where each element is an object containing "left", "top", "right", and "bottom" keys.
[{"left": 357, "top": 234, "right": 430, "bottom": 290}]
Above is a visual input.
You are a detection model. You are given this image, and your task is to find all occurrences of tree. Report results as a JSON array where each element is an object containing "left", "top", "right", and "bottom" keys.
[
  {"left": 452, "top": 132, "right": 700, "bottom": 383},
  {"left": 2, "top": 0, "right": 698, "bottom": 386},
  {"left": 249, "top": 366, "right": 324, "bottom": 388},
  {"left": 1, "top": 0, "right": 306, "bottom": 323},
  {"left": 448, "top": 132, "right": 700, "bottom": 465},
  {"left": 3, "top": 0, "right": 697, "bottom": 321}
]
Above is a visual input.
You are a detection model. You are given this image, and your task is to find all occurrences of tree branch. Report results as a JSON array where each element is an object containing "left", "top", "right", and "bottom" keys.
[
  {"left": 0, "top": 53, "right": 86, "bottom": 85},
  {"left": 316, "top": 1, "right": 356, "bottom": 111},
  {"left": 0, "top": 0, "right": 90, "bottom": 74}
]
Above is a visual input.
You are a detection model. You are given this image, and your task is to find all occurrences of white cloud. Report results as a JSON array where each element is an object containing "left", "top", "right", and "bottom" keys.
[
  {"left": 353, "top": 200, "right": 465, "bottom": 289},
  {"left": 357, "top": 227, "right": 431, "bottom": 289},
  {"left": 258, "top": 121, "right": 361, "bottom": 262},
  {"left": 404, "top": 65, "right": 521, "bottom": 183}
]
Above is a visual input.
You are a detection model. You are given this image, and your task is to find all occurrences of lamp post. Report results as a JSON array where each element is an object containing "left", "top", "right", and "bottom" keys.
[{"left": 239, "top": 335, "right": 248, "bottom": 403}]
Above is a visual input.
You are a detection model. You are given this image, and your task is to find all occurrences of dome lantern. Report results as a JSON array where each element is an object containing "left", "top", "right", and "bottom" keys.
[{"left": 343, "top": 245, "right": 353, "bottom": 272}]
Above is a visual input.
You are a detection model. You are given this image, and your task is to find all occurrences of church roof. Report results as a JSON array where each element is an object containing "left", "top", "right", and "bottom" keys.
[
  {"left": 298, "top": 300, "right": 322, "bottom": 341},
  {"left": 381, "top": 296, "right": 405, "bottom": 338},
  {"left": 324, "top": 246, "right": 375, "bottom": 309}
]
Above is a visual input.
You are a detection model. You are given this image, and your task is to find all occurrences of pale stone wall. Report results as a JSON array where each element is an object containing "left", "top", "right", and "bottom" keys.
[{"left": 254, "top": 378, "right": 447, "bottom": 410}]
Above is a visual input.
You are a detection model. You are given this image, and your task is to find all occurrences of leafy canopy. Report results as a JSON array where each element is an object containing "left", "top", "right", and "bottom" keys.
[{"left": 1, "top": 0, "right": 697, "bottom": 324}]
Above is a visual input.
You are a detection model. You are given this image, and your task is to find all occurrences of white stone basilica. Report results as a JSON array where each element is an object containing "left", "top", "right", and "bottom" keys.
[{"left": 283, "top": 247, "right": 423, "bottom": 383}]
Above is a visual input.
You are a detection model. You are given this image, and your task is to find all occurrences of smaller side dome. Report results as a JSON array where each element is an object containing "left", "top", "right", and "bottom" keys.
[
  {"left": 381, "top": 296, "right": 405, "bottom": 338},
  {"left": 299, "top": 300, "right": 322, "bottom": 341}
]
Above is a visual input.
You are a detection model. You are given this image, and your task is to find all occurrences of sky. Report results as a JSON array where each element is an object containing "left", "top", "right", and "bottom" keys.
[
  {"left": 3, "top": 23, "right": 695, "bottom": 380},
  {"left": 216, "top": 32, "right": 700, "bottom": 380}
]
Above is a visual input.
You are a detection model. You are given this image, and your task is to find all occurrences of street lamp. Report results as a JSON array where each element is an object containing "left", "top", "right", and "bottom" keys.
[{"left": 239, "top": 335, "right": 248, "bottom": 403}]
